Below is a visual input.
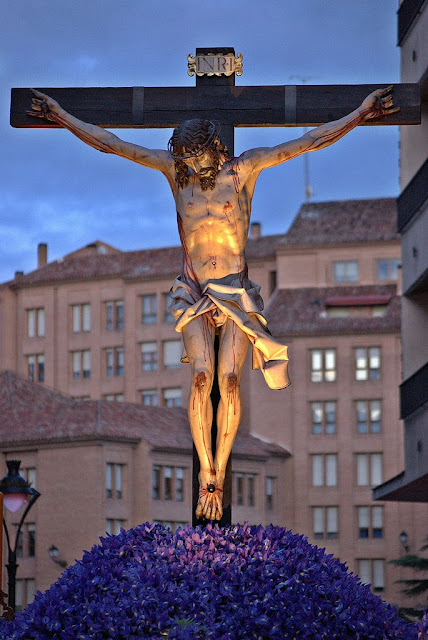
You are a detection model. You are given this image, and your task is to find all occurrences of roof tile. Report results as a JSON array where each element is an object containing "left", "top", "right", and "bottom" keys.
[
  {"left": 280, "top": 198, "right": 398, "bottom": 247},
  {"left": 0, "top": 371, "right": 289, "bottom": 458},
  {"left": 266, "top": 284, "right": 400, "bottom": 336}
]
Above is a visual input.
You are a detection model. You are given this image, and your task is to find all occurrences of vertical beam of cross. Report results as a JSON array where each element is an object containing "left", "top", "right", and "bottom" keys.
[{"left": 191, "top": 48, "right": 235, "bottom": 528}]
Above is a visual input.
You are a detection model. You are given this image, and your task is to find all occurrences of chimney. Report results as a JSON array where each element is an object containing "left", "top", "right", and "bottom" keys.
[
  {"left": 37, "top": 243, "right": 48, "bottom": 268},
  {"left": 250, "top": 222, "right": 261, "bottom": 239},
  {"left": 14, "top": 271, "right": 24, "bottom": 278}
]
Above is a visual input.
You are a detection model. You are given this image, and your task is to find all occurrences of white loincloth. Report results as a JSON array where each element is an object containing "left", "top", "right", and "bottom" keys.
[{"left": 168, "top": 273, "right": 290, "bottom": 390}]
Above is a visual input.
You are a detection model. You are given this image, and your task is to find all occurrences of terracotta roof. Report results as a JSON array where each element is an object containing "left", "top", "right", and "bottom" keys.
[
  {"left": 266, "top": 284, "right": 400, "bottom": 337},
  {"left": 8, "top": 246, "right": 183, "bottom": 288},
  {"left": 0, "top": 371, "right": 289, "bottom": 459},
  {"left": 280, "top": 198, "right": 398, "bottom": 247},
  {"left": 7, "top": 235, "right": 284, "bottom": 288}
]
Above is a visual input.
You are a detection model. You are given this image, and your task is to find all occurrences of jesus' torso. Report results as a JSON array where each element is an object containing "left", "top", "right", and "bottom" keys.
[{"left": 168, "top": 158, "right": 259, "bottom": 290}]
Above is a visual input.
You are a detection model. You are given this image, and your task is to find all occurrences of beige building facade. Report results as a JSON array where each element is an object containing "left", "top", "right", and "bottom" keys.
[{"left": 0, "top": 197, "right": 427, "bottom": 609}]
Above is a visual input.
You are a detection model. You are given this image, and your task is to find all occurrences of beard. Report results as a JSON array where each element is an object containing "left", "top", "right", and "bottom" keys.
[{"left": 198, "top": 166, "right": 218, "bottom": 191}]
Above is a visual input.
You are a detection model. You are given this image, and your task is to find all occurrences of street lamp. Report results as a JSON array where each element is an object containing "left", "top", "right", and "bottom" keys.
[
  {"left": 48, "top": 545, "right": 67, "bottom": 568},
  {"left": 0, "top": 460, "right": 40, "bottom": 612},
  {"left": 399, "top": 530, "right": 410, "bottom": 553}
]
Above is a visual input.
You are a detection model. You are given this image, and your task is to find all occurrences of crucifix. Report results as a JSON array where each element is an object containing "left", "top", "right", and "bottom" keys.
[{"left": 11, "top": 47, "right": 420, "bottom": 528}]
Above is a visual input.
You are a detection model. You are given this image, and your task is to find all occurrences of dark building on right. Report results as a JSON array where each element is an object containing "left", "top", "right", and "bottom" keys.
[{"left": 374, "top": 0, "right": 428, "bottom": 503}]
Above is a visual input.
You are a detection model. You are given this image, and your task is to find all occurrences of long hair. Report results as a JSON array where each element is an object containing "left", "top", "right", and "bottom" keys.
[{"left": 168, "top": 119, "right": 230, "bottom": 190}]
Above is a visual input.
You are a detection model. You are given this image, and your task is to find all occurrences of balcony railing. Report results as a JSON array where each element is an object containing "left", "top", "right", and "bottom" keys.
[
  {"left": 400, "top": 361, "right": 428, "bottom": 418},
  {"left": 397, "top": 156, "right": 428, "bottom": 232}
]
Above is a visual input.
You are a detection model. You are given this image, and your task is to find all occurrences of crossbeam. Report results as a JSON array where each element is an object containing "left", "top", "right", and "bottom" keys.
[{"left": 11, "top": 83, "right": 420, "bottom": 129}]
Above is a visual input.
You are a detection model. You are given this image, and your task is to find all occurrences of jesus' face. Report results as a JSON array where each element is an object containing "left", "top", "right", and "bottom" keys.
[{"left": 182, "top": 150, "right": 214, "bottom": 174}]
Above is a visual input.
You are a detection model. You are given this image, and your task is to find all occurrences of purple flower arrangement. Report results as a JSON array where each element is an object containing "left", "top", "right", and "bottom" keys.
[{"left": 0, "top": 522, "right": 422, "bottom": 639}]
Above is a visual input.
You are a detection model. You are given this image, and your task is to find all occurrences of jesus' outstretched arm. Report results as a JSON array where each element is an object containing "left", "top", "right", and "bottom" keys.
[
  {"left": 28, "top": 89, "right": 172, "bottom": 173},
  {"left": 241, "top": 86, "right": 399, "bottom": 172}
]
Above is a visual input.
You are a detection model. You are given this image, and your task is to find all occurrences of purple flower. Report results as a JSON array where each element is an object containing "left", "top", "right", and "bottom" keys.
[{"left": 0, "top": 523, "right": 419, "bottom": 639}]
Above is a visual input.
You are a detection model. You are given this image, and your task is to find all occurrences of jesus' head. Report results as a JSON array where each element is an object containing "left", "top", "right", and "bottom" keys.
[{"left": 168, "top": 119, "right": 229, "bottom": 190}]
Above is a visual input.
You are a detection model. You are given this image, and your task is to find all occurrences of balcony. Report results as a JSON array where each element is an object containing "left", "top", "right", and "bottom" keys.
[
  {"left": 400, "top": 361, "right": 428, "bottom": 418},
  {"left": 397, "top": 157, "right": 428, "bottom": 233}
]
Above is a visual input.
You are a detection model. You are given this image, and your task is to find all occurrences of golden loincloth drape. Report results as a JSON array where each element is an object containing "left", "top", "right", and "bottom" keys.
[{"left": 168, "top": 273, "right": 290, "bottom": 390}]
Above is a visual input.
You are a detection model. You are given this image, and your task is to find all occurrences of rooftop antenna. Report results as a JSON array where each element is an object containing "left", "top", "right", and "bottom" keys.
[{"left": 290, "top": 75, "right": 314, "bottom": 201}]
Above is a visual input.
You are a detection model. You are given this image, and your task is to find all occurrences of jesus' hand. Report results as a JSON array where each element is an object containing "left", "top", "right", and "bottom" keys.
[
  {"left": 27, "top": 89, "right": 59, "bottom": 121},
  {"left": 360, "top": 86, "right": 400, "bottom": 121}
]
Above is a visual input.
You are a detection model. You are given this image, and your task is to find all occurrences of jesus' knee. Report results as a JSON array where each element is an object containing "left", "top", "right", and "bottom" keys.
[
  {"left": 219, "top": 371, "right": 239, "bottom": 399},
  {"left": 191, "top": 369, "right": 213, "bottom": 401}
]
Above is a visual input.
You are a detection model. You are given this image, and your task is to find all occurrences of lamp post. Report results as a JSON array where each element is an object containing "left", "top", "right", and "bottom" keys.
[
  {"left": 48, "top": 545, "right": 67, "bottom": 568},
  {"left": 0, "top": 460, "right": 40, "bottom": 612},
  {"left": 399, "top": 530, "right": 410, "bottom": 553}
]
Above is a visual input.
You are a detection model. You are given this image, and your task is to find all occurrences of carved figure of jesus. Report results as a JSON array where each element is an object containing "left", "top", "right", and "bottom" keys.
[{"left": 29, "top": 87, "right": 398, "bottom": 521}]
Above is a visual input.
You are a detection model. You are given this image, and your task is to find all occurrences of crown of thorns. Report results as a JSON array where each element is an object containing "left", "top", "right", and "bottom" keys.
[{"left": 168, "top": 121, "right": 220, "bottom": 159}]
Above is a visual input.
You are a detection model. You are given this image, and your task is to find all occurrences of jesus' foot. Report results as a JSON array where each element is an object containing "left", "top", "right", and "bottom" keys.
[{"left": 196, "top": 469, "right": 223, "bottom": 521}]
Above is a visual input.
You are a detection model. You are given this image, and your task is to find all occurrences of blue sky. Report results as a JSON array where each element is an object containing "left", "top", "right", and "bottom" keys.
[{"left": 0, "top": 1, "right": 401, "bottom": 282}]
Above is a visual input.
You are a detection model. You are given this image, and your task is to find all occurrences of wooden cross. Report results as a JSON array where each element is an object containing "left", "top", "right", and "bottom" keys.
[{"left": 10, "top": 47, "right": 420, "bottom": 528}]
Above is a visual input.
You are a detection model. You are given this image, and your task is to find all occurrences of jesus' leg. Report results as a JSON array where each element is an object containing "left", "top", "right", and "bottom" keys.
[
  {"left": 181, "top": 315, "right": 217, "bottom": 519},
  {"left": 213, "top": 320, "right": 249, "bottom": 519}
]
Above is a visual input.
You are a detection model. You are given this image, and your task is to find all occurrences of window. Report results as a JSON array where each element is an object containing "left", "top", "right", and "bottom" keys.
[
  {"left": 312, "top": 454, "right": 337, "bottom": 487},
  {"left": 103, "top": 394, "right": 124, "bottom": 402},
  {"left": 175, "top": 467, "right": 184, "bottom": 502},
  {"left": 357, "top": 506, "right": 383, "bottom": 539},
  {"left": 248, "top": 474, "right": 255, "bottom": 507},
  {"left": 152, "top": 465, "right": 186, "bottom": 501},
  {"left": 105, "top": 463, "right": 124, "bottom": 499},
  {"left": 356, "top": 453, "right": 382, "bottom": 486},
  {"left": 164, "top": 293, "right": 175, "bottom": 323},
  {"left": 15, "top": 523, "right": 36, "bottom": 557},
  {"left": 153, "top": 465, "right": 161, "bottom": 500},
  {"left": 164, "top": 466, "right": 172, "bottom": 500},
  {"left": 15, "top": 578, "right": 36, "bottom": 613},
  {"left": 21, "top": 467, "right": 36, "bottom": 489},
  {"left": 311, "top": 349, "right": 336, "bottom": 382},
  {"left": 116, "top": 348, "right": 124, "bottom": 376},
  {"left": 163, "top": 340, "right": 182, "bottom": 369},
  {"left": 376, "top": 258, "right": 400, "bottom": 281},
  {"left": 105, "top": 347, "right": 124, "bottom": 377},
  {"left": 105, "top": 300, "right": 124, "bottom": 330},
  {"left": 141, "top": 294, "right": 157, "bottom": 324},
  {"left": 163, "top": 387, "right": 182, "bottom": 407},
  {"left": 27, "top": 354, "right": 44, "bottom": 382},
  {"left": 333, "top": 260, "right": 359, "bottom": 282},
  {"left": 105, "top": 519, "right": 126, "bottom": 536},
  {"left": 266, "top": 477, "right": 275, "bottom": 510},
  {"left": 311, "top": 401, "right": 336, "bottom": 434},
  {"left": 141, "top": 389, "right": 158, "bottom": 406},
  {"left": 16, "top": 530, "right": 24, "bottom": 558},
  {"left": 141, "top": 342, "right": 157, "bottom": 372},
  {"left": 355, "top": 347, "right": 381, "bottom": 381},
  {"left": 72, "top": 350, "right": 91, "bottom": 380},
  {"left": 71, "top": 303, "right": 91, "bottom": 333},
  {"left": 27, "top": 308, "right": 45, "bottom": 337},
  {"left": 312, "top": 506, "right": 338, "bottom": 539},
  {"left": 356, "top": 400, "right": 381, "bottom": 434},
  {"left": 233, "top": 472, "right": 257, "bottom": 507},
  {"left": 358, "top": 559, "right": 385, "bottom": 592},
  {"left": 28, "top": 523, "right": 36, "bottom": 557}
]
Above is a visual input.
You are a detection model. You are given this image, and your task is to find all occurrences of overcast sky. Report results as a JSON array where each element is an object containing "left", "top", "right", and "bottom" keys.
[{"left": 1, "top": 1, "right": 401, "bottom": 283}]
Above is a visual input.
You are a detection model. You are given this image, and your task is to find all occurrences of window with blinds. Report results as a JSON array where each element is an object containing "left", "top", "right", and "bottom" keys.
[{"left": 163, "top": 340, "right": 182, "bottom": 369}]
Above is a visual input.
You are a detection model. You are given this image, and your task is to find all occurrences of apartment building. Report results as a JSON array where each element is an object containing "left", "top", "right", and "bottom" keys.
[
  {"left": 374, "top": 0, "right": 428, "bottom": 503},
  {"left": 0, "top": 197, "right": 426, "bottom": 607},
  {"left": 0, "top": 370, "right": 288, "bottom": 607}
]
